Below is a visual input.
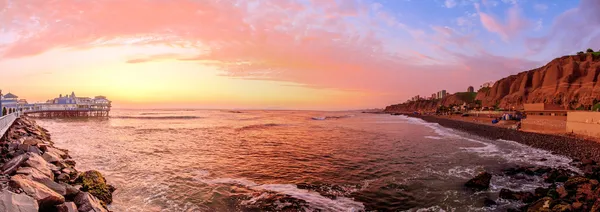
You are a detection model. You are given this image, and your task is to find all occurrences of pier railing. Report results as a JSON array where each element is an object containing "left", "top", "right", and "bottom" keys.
[{"left": 0, "top": 112, "right": 21, "bottom": 139}]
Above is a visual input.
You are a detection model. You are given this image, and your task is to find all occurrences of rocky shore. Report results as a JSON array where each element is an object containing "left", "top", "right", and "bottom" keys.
[
  {"left": 397, "top": 113, "right": 600, "bottom": 162},
  {"left": 0, "top": 116, "right": 114, "bottom": 212}
]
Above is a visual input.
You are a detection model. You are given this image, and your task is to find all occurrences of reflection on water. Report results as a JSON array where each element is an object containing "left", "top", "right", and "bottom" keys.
[{"left": 35, "top": 110, "right": 574, "bottom": 211}]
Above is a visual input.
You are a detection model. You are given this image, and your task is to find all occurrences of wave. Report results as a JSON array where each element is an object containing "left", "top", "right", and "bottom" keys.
[
  {"left": 199, "top": 177, "right": 365, "bottom": 212},
  {"left": 311, "top": 115, "right": 355, "bottom": 120},
  {"left": 111, "top": 116, "right": 203, "bottom": 120}
]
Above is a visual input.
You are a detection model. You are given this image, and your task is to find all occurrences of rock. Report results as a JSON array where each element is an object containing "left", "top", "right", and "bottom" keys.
[
  {"left": 63, "top": 159, "right": 76, "bottom": 167},
  {"left": 483, "top": 197, "right": 496, "bottom": 207},
  {"left": 42, "top": 151, "right": 61, "bottom": 163},
  {"left": 76, "top": 170, "right": 113, "bottom": 205},
  {"left": 465, "top": 172, "right": 492, "bottom": 190},
  {"left": 582, "top": 158, "right": 596, "bottom": 166},
  {"left": 526, "top": 197, "right": 552, "bottom": 212},
  {"left": 551, "top": 202, "right": 572, "bottom": 212},
  {"left": 27, "top": 146, "right": 41, "bottom": 155},
  {"left": 23, "top": 153, "right": 54, "bottom": 180},
  {"left": 592, "top": 199, "right": 600, "bottom": 212},
  {"left": 565, "top": 176, "right": 589, "bottom": 189},
  {"left": 74, "top": 192, "right": 107, "bottom": 212},
  {"left": 556, "top": 186, "right": 568, "bottom": 199},
  {"left": 16, "top": 167, "right": 67, "bottom": 196},
  {"left": 45, "top": 147, "right": 68, "bottom": 159},
  {"left": 22, "top": 138, "right": 40, "bottom": 146},
  {"left": 57, "top": 173, "right": 70, "bottom": 182},
  {"left": 18, "top": 144, "right": 30, "bottom": 152},
  {"left": 535, "top": 187, "right": 550, "bottom": 198},
  {"left": 63, "top": 183, "right": 81, "bottom": 198},
  {"left": 572, "top": 202, "right": 583, "bottom": 210},
  {"left": 55, "top": 202, "right": 77, "bottom": 212},
  {"left": 576, "top": 183, "right": 594, "bottom": 201},
  {"left": 10, "top": 174, "right": 65, "bottom": 208},
  {"left": 0, "top": 190, "right": 39, "bottom": 212},
  {"left": 1, "top": 153, "right": 30, "bottom": 175},
  {"left": 499, "top": 188, "right": 536, "bottom": 203}
]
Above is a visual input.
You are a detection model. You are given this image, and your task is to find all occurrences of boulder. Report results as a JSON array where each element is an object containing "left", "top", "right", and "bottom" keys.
[
  {"left": 483, "top": 197, "right": 496, "bottom": 207},
  {"left": 23, "top": 153, "right": 54, "bottom": 179},
  {"left": 526, "top": 197, "right": 552, "bottom": 212},
  {"left": 27, "top": 146, "right": 42, "bottom": 155},
  {"left": 63, "top": 183, "right": 81, "bottom": 198},
  {"left": 55, "top": 202, "right": 77, "bottom": 212},
  {"left": 10, "top": 174, "right": 65, "bottom": 208},
  {"left": 76, "top": 170, "right": 113, "bottom": 205},
  {"left": 0, "top": 190, "right": 39, "bottom": 212},
  {"left": 1, "top": 153, "right": 30, "bottom": 175},
  {"left": 16, "top": 167, "right": 66, "bottom": 196},
  {"left": 63, "top": 159, "right": 76, "bottom": 167},
  {"left": 42, "top": 151, "right": 61, "bottom": 163},
  {"left": 551, "top": 202, "right": 572, "bottom": 212},
  {"left": 46, "top": 147, "right": 68, "bottom": 159},
  {"left": 565, "top": 176, "right": 589, "bottom": 189},
  {"left": 74, "top": 192, "right": 107, "bottom": 212},
  {"left": 465, "top": 172, "right": 492, "bottom": 190},
  {"left": 22, "top": 138, "right": 40, "bottom": 146},
  {"left": 499, "top": 189, "right": 536, "bottom": 203}
]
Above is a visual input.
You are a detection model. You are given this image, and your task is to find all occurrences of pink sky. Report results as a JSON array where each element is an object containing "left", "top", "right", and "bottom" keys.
[{"left": 0, "top": 0, "right": 598, "bottom": 110}]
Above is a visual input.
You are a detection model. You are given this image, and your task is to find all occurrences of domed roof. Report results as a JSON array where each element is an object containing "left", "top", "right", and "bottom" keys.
[{"left": 3, "top": 93, "right": 18, "bottom": 98}]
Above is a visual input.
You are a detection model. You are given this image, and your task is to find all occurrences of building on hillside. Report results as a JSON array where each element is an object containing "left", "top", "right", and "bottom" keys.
[
  {"left": 467, "top": 86, "right": 474, "bottom": 93},
  {"left": 436, "top": 90, "right": 447, "bottom": 99},
  {"left": 431, "top": 93, "right": 437, "bottom": 100}
]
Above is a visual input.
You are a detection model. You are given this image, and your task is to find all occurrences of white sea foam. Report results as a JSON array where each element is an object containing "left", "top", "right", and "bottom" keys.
[
  {"left": 199, "top": 177, "right": 365, "bottom": 212},
  {"left": 424, "top": 136, "right": 442, "bottom": 140}
]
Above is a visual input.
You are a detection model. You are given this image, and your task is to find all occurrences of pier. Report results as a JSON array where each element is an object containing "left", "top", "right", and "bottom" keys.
[{"left": 24, "top": 108, "right": 110, "bottom": 118}]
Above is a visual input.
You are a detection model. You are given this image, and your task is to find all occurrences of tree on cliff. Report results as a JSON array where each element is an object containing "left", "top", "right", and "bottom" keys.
[
  {"left": 587, "top": 48, "right": 594, "bottom": 53},
  {"left": 577, "top": 51, "right": 585, "bottom": 55}
]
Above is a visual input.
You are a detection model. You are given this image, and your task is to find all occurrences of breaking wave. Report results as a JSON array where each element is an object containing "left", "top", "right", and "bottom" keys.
[{"left": 311, "top": 115, "right": 355, "bottom": 120}]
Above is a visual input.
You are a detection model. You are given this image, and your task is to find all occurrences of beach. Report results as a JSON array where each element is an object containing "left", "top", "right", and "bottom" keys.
[{"left": 397, "top": 113, "right": 600, "bottom": 162}]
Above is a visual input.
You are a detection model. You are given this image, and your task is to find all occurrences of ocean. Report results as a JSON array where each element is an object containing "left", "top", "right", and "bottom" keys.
[{"left": 34, "top": 109, "right": 577, "bottom": 211}]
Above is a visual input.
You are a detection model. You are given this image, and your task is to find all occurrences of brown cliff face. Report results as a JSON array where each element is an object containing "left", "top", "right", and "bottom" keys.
[
  {"left": 386, "top": 53, "right": 600, "bottom": 112},
  {"left": 476, "top": 54, "right": 600, "bottom": 109}
]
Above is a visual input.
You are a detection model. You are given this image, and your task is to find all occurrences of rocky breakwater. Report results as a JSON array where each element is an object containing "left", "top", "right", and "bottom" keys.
[
  {"left": 465, "top": 159, "right": 600, "bottom": 211},
  {"left": 0, "top": 116, "right": 114, "bottom": 212}
]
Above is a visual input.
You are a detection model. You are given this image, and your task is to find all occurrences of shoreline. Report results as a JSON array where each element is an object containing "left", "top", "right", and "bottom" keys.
[
  {"left": 394, "top": 113, "right": 600, "bottom": 162},
  {"left": 0, "top": 116, "right": 114, "bottom": 211}
]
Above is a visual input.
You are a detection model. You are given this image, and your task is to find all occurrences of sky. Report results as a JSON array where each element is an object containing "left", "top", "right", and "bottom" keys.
[{"left": 0, "top": 0, "right": 599, "bottom": 110}]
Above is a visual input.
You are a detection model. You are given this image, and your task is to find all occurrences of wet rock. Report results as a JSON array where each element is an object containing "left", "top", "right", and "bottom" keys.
[
  {"left": 499, "top": 188, "right": 536, "bottom": 203},
  {"left": 74, "top": 192, "right": 107, "bottom": 212},
  {"left": 465, "top": 172, "right": 492, "bottom": 190},
  {"left": 582, "top": 158, "right": 596, "bottom": 166},
  {"left": 551, "top": 202, "right": 572, "bottom": 211},
  {"left": 0, "top": 190, "right": 39, "bottom": 212},
  {"left": 564, "top": 176, "right": 589, "bottom": 189},
  {"left": 23, "top": 153, "right": 54, "bottom": 180},
  {"left": 76, "top": 170, "right": 113, "bottom": 205},
  {"left": 1, "top": 153, "right": 29, "bottom": 175},
  {"left": 483, "top": 197, "right": 496, "bottom": 207},
  {"left": 526, "top": 197, "right": 552, "bottom": 212},
  {"left": 55, "top": 202, "right": 77, "bottom": 212},
  {"left": 535, "top": 187, "right": 550, "bottom": 198},
  {"left": 572, "top": 202, "right": 583, "bottom": 210},
  {"left": 9, "top": 174, "right": 65, "bottom": 208},
  {"left": 556, "top": 186, "right": 568, "bottom": 199},
  {"left": 591, "top": 199, "right": 600, "bottom": 211}
]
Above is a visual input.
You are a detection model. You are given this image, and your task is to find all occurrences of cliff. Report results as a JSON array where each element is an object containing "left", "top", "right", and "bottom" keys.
[
  {"left": 385, "top": 92, "right": 477, "bottom": 112},
  {"left": 385, "top": 53, "right": 600, "bottom": 112},
  {"left": 477, "top": 53, "right": 600, "bottom": 109}
]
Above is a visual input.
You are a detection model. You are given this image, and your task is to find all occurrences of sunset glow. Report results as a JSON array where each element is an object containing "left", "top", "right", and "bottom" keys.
[{"left": 1, "top": 0, "right": 599, "bottom": 109}]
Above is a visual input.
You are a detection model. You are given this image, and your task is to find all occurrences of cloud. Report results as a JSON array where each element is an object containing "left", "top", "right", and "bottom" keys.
[
  {"left": 525, "top": 0, "right": 600, "bottom": 54},
  {"left": 445, "top": 0, "right": 457, "bottom": 8},
  {"left": 475, "top": 4, "right": 531, "bottom": 41},
  {"left": 0, "top": 0, "right": 544, "bottom": 103}
]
